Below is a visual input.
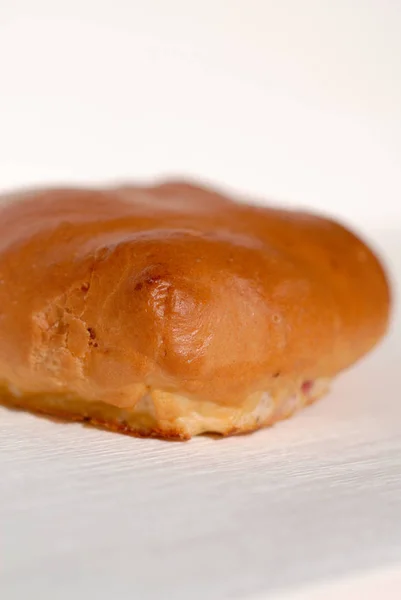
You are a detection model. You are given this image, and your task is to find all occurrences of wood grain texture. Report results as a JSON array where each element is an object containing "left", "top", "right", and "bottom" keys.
[{"left": 1, "top": 229, "right": 400, "bottom": 600}]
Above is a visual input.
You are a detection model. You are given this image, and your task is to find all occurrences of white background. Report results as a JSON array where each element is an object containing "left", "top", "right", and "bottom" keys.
[{"left": 0, "top": 2, "right": 400, "bottom": 599}]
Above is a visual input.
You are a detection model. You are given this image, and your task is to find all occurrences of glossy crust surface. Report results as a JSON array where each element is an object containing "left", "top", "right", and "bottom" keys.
[{"left": 0, "top": 181, "right": 390, "bottom": 438}]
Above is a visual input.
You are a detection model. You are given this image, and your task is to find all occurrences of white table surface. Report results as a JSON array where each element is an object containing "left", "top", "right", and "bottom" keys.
[{"left": 1, "top": 2, "right": 401, "bottom": 598}]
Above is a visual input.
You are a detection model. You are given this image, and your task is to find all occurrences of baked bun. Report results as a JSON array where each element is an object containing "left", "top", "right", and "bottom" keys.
[{"left": 0, "top": 181, "right": 390, "bottom": 439}]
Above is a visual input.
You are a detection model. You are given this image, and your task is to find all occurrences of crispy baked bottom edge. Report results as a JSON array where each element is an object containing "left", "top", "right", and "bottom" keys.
[{"left": 0, "top": 380, "right": 330, "bottom": 440}]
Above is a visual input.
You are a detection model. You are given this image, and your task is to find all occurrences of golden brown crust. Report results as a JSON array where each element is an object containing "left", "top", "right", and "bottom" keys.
[{"left": 0, "top": 180, "right": 391, "bottom": 437}]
